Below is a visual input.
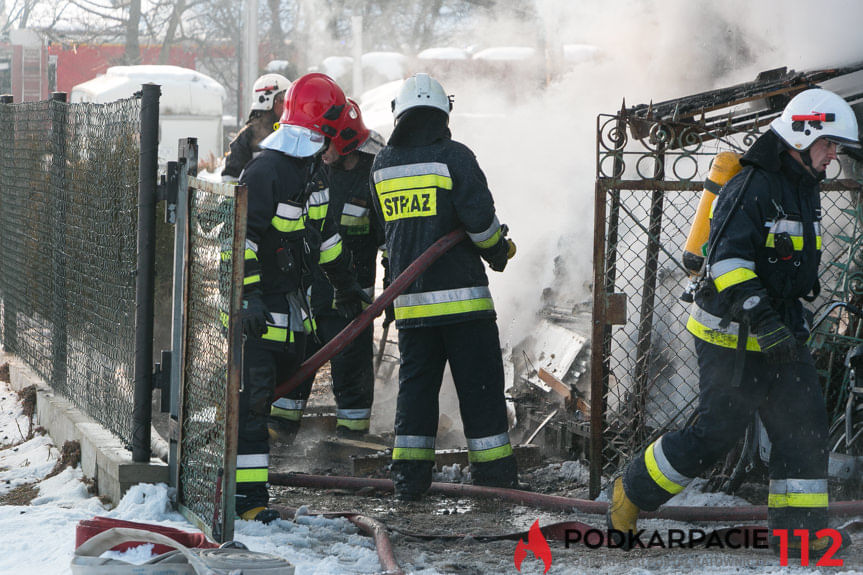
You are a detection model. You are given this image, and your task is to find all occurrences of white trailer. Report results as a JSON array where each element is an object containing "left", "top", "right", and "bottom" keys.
[{"left": 70, "top": 64, "right": 226, "bottom": 165}]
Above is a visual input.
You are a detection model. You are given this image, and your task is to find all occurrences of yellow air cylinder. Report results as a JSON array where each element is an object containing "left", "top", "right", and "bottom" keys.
[{"left": 681, "top": 151, "right": 742, "bottom": 275}]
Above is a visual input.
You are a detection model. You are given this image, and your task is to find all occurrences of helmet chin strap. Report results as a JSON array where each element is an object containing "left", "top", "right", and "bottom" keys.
[{"left": 800, "top": 148, "right": 815, "bottom": 171}]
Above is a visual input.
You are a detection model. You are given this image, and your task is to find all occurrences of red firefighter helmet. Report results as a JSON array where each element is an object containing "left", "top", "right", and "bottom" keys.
[
  {"left": 260, "top": 73, "right": 347, "bottom": 157},
  {"left": 332, "top": 99, "right": 371, "bottom": 156}
]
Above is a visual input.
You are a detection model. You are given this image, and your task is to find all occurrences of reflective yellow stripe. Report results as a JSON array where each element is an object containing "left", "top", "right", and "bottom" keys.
[
  {"left": 221, "top": 250, "right": 232, "bottom": 262},
  {"left": 336, "top": 418, "right": 370, "bottom": 431},
  {"left": 261, "top": 326, "right": 289, "bottom": 343},
  {"left": 786, "top": 492, "right": 828, "bottom": 508},
  {"left": 686, "top": 314, "right": 761, "bottom": 351},
  {"left": 713, "top": 268, "right": 758, "bottom": 292},
  {"left": 244, "top": 248, "right": 256, "bottom": 260},
  {"left": 307, "top": 205, "right": 328, "bottom": 221},
  {"left": 244, "top": 274, "right": 261, "bottom": 285},
  {"left": 394, "top": 297, "right": 494, "bottom": 320},
  {"left": 816, "top": 236, "right": 822, "bottom": 250},
  {"left": 220, "top": 310, "right": 229, "bottom": 328},
  {"left": 270, "top": 406, "right": 302, "bottom": 421},
  {"left": 474, "top": 229, "right": 501, "bottom": 249},
  {"left": 319, "top": 241, "right": 343, "bottom": 264},
  {"left": 271, "top": 216, "right": 305, "bottom": 233},
  {"left": 769, "top": 493, "right": 788, "bottom": 508},
  {"left": 468, "top": 442, "right": 513, "bottom": 463},
  {"left": 236, "top": 468, "right": 268, "bottom": 484},
  {"left": 392, "top": 447, "right": 436, "bottom": 461},
  {"left": 645, "top": 442, "right": 685, "bottom": 494},
  {"left": 375, "top": 174, "right": 453, "bottom": 194},
  {"left": 765, "top": 234, "right": 804, "bottom": 251}
]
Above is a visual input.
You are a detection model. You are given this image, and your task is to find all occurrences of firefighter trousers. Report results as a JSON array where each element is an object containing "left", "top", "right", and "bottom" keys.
[
  {"left": 391, "top": 318, "right": 517, "bottom": 496},
  {"left": 623, "top": 338, "right": 828, "bottom": 533},
  {"left": 236, "top": 336, "right": 304, "bottom": 514},
  {"left": 270, "top": 313, "right": 374, "bottom": 433}
]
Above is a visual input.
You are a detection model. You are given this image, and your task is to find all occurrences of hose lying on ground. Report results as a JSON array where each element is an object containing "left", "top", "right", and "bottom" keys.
[
  {"left": 271, "top": 504, "right": 403, "bottom": 575},
  {"left": 269, "top": 472, "right": 863, "bottom": 522}
]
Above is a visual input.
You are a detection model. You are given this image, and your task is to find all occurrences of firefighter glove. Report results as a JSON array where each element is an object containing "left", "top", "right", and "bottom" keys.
[
  {"left": 507, "top": 237, "right": 517, "bottom": 260},
  {"left": 484, "top": 238, "right": 510, "bottom": 272},
  {"left": 333, "top": 280, "right": 373, "bottom": 320},
  {"left": 756, "top": 319, "right": 798, "bottom": 364},
  {"left": 242, "top": 295, "right": 273, "bottom": 338}
]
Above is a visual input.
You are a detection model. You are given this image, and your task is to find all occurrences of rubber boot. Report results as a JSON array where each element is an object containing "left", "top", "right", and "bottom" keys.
[
  {"left": 606, "top": 477, "right": 640, "bottom": 549},
  {"left": 238, "top": 506, "right": 280, "bottom": 524}
]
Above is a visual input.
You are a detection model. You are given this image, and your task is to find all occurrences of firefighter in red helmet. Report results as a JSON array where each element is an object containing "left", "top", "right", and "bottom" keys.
[
  {"left": 234, "top": 73, "right": 370, "bottom": 523},
  {"left": 269, "top": 99, "right": 386, "bottom": 441}
]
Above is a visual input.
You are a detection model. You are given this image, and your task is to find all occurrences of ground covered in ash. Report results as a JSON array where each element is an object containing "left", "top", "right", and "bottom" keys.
[{"left": 270, "top": 438, "right": 863, "bottom": 574}]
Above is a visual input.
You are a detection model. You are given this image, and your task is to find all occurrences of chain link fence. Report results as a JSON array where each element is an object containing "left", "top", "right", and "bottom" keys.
[
  {"left": 0, "top": 95, "right": 141, "bottom": 446},
  {"left": 590, "top": 102, "right": 863, "bottom": 496},
  {"left": 174, "top": 167, "right": 246, "bottom": 543}
]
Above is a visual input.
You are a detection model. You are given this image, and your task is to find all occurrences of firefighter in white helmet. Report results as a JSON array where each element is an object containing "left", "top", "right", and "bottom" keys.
[
  {"left": 221, "top": 73, "right": 290, "bottom": 182},
  {"left": 369, "top": 73, "right": 518, "bottom": 500},
  {"left": 609, "top": 88, "right": 860, "bottom": 557}
]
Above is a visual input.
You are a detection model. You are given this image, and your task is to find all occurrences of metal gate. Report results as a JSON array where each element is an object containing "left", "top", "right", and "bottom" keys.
[{"left": 589, "top": 66, "right": 863, "bottom": 497}]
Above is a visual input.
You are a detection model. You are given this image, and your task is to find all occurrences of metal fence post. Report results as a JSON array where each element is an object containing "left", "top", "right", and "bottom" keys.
[
  {"left": 0, "top": 94, "right": 14, "bottom": 351},
  {"left": 133, "top": 83, "right": 161, "bottom": 462},
  {"left": 50, "top": 92, "right": 68, "bottom": 393}
]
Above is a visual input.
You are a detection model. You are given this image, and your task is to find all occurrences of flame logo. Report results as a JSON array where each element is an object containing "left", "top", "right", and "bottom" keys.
[{"left": 514, "top": 520, "right": 552, "bottom": 573}]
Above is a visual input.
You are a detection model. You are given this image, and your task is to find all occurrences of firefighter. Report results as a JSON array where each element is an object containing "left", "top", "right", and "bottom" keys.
[
  {"left": 269, "top": 99, "right": 385, "bottom": 440},
  {"left": 235, "top": 73, "right": 370, "bottom": 523},
  {"left": 221, "top": 73, "right": 290, "bottom": 183},
  {"left": 369, "top": 73, "right": 519, "bottom": 501},
  {"left": 608, "top": 88, "right": 861, "bottom": 556}
]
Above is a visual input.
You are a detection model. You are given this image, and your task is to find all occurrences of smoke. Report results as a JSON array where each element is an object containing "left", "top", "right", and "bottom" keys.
[{"left": 369, "top": 1, "right": 863, "bottom": 445}]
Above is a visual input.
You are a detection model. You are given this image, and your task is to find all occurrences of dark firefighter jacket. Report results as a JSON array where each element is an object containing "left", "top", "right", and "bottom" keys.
[
  {"left": 688, "top": 130, "right": 823, "bottom": 349},
  {"left": 222, "top": 110, "right": 279, "bottom": 181},
  {"left": 238, "top": 148, "right": 352, "bottom": 346},
  {"left": 369, "top": 108, "right": 509, "bottom": 329},
  {"left": 308, "top": 152, "right": 383, "bottom": 315}
]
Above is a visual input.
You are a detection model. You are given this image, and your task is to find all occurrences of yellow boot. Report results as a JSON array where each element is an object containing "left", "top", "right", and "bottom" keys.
[
  {"left": 239, "top": 506, "right": 280, "bottom": 524},
  {"left": 606, "top": 477, "right": 640, "bottom": 548}
]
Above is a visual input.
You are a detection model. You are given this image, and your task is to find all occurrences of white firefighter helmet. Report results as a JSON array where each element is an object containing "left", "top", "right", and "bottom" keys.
[
  {"left": 770, "top": 88, "right": 860, "bottom": 150},
  {"left": 391, "top": 73, "right": 452, "bottom": 120},
  {"left": 250, "top": 73, "right": 290, "bottom": 112}
]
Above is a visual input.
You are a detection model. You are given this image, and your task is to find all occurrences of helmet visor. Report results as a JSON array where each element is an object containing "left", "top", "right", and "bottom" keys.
[
  {"left": 826, "top": 136, "right": 862, "bottom": 149},
  {"left": 260, "top": 124, "right": 326, "bottom": 157}
]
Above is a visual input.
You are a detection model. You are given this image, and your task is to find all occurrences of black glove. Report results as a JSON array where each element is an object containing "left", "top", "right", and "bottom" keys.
[
  {"left": 484, "top": 238, "right": 511, "bottom": 272},
  {"left": 333, "top": 280, "right": 373, "bottom": 320},
  {"left": 242, "top": 295, "right": 273, "bottom": 338},
  {"left": 383, "top": 302, "right": 395, "bottom": 327},
  {"left": 756, "top": 318, "right": 798, "bottom": 364}
]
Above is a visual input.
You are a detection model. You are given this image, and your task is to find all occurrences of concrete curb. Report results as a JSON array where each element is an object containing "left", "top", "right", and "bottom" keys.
[{"left": 2, "top": 352, "right": 168, "bottom": 505}]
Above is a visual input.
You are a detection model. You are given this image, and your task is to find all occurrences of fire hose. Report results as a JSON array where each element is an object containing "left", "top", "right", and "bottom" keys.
[
  {"left": 269, "top": 472, "right": 863, "bottom": 522},
  {"left": 273, "top": 227, "right": 467, "bottom": 400}
]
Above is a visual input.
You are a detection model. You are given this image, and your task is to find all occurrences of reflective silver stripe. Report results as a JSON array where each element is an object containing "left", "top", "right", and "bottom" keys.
[
  {"left": 467, "top": 215, "right": 501, "bottom": 244},
  {"left": 245, "top": 238, "right": 258, "bottom": 253},
  {"left": 769, "top": 479, "right": 786, "bottom": 494},
  {"left": 272, "top": 398, "right": 306, "bottom": 410},
  {"left": 268, "top": 312, "right": 289, "bottom": 328},
  {"left": 710, "top": 257, "right": 755, "bottom": 277},
  {"left": 237, "top": 453, "right": 269, "bottom": 468},
  {"left": 769, "top": 219, "right": 804, "bottom": 235},
  {"left": 689, "top": 303, "right": 744, "bottom": 336},
  {"left": 652, "top": 436, "right": 693, "bottom": 487},
  {"left": 394, "top": 435, "right": 435, "bottom": 449},
  {"left": 786, "top": 478, "right": 828, "bottom": 494},
  {"left": 337, "top": 408, "right": 371, "bottom": 420},
  {"left": 395, "top": 286, "right": 492, "bottom": 308},
  {"left": 308, "top": 189, "right": 329, "bottom": 206},
  {"left": 373, "top": 162, "right": 451, "bottom": 183},
  {"left": 320, "top": 233, "right": 341, "bottom": 251},
  {"left": 276, "top": 202, "right": 303, "bottom": 219},
  {"left": 379, "top": 244, "right": 388, "bottom": 253},
  {"left": 362, "top": 286, "right": 375, "bottom": 298},
  {"left": 814, "top": 222, "right": 821, "bottom": 235},
  {"left": 466, "top": 432, "right": 510, "bottom": 451},
  {"left": 342, "top": 203, "right": 369, "bottom": 217}
]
